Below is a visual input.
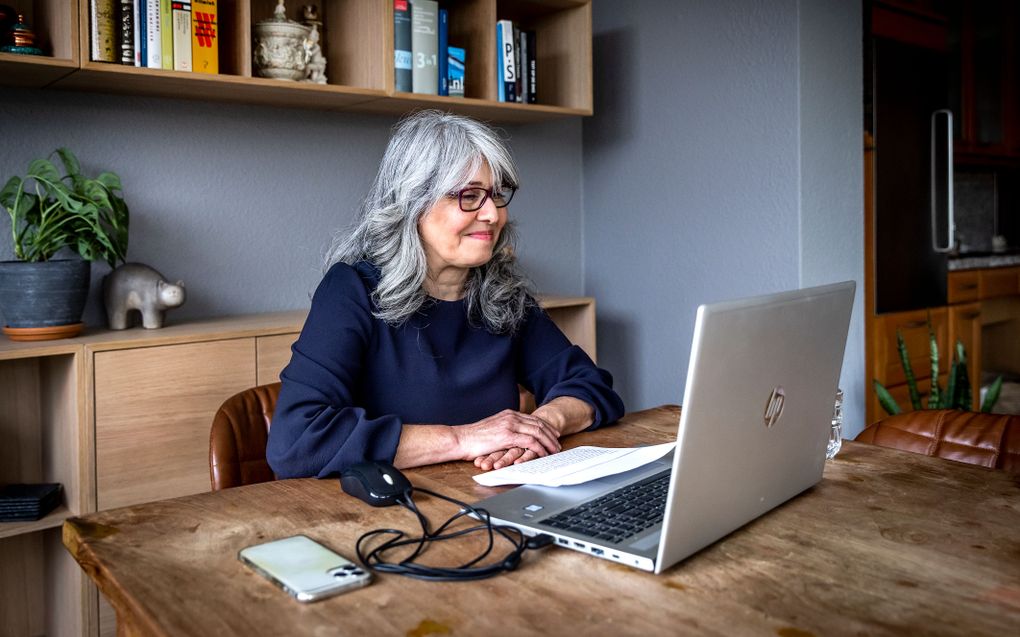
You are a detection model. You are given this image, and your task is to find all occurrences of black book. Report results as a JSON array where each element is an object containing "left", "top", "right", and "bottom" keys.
[
  {"left": 119, "top": 0, "right": 134, "bottom": 65},
  {"left": 0, "top": 483, "right": 62, "bottom": 522},
  {"left": 394, "top": 0, "right": 412, "bottom": 92},
  {"left": 526, "top": 30, "right": 536, "bottom": 103}
]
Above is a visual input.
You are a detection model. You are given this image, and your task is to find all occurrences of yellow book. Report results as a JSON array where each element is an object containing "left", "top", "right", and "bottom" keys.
[{"left": 191, "top": 0, "right": 217, "bottom": 74}]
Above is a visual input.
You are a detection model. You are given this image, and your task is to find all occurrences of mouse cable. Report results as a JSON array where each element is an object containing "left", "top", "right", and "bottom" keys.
[{"left": 355, "top": 486, "right": 555, "bottom": 582}]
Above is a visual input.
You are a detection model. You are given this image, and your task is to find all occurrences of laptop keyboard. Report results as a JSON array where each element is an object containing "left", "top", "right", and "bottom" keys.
[{"left": 539, "top": 471, "right": 670, "bottom": 544}]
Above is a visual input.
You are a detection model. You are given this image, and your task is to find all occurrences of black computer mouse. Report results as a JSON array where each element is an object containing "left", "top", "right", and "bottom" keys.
[{"left": 340, "top": 461, "right": 412, "bottom": 507}]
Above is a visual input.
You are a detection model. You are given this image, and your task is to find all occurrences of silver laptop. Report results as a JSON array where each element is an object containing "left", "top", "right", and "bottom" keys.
[{"left": 474, "top": 280, "right": 855, "bottom": 573}]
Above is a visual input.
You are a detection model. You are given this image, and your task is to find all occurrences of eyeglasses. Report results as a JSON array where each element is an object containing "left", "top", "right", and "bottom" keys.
[{"left": 449, "top": 185, "right": 517, "bottom": 212}]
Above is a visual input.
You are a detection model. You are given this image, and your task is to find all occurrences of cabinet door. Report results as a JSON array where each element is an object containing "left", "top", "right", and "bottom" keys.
[
  {"left": 948, "top": 302, "right": 982, "bottom": 403},
  {"left": 255, "top": 333, "right": 298, "bottom": 385},
  {"left": 875, "top": 308, "right": 949, "bottom": 387},
  {"left": 94, "top": 339, "right": 256, "bottom": 510},
  {"left": 872, "top": 374, "right": 949, "bottom": 421},
  {"left": 979, "top": 266, "right": 1020, "bottom": 299}
]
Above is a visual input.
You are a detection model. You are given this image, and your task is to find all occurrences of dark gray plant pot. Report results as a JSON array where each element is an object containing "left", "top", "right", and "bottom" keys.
[{"left": 0, "top": 259, "right": 92, "bottom": 327}]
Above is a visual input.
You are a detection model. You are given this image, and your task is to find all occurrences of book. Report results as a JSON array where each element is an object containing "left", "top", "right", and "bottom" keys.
[
  {"left": 518, "top": 26, "right": 527, "bottom": 103},
  {"left": 90, "top": 0, "right": 117, "bottom": 62},
  {"left": 393, "top": 0, "right": 412, "bottom": 92},
  {"left": 172, "top": 1, "right": 191, "bottom": 71},
  {"left": 526, "top": 30, "right": 536, "bottom": 103},
  {"left": 448, "top": 45, "right": 465, "bottom": 98},
  {"left": 437, "top": 7, "right": 448, "bottom": 96},
  {"left": 192, "top": 0, "right": 217, "bottom": 74},
  {"left": 160, "top": 0, "right": 172, "bottom": 69},
  {"left": 513, "top": 24, "right": 521, "bottom": 103},
  {"left": 118, "top": 0, "right": 134, "bottom": 64},
  {"left": 411, "top": 0, "right": 438, "bottom": 94},
  {"left": 496, "top": 19, "right": 516, "bottom": 103},
  {"left": 133, "top": 0, "right": 142, "bottom": 65},
  {"left": 145, "top": 0, "right": 161, "bottom": 68}
]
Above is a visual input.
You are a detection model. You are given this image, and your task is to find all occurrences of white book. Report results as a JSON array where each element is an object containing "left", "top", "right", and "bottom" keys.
[
  {"left": 411, "top": 0, "right": 439, "bottom": 94},
  {"left": 172, "top": 1, "right": 192, "bottom": 72},
  {"left": 497, "top": 20, "right": 517, "bottom": 103},
  {"left": 146, "top": 0, "right": 162, "bottom": 68},
  {"left": 133, "top": 0, "right": 142, "bottom": 66}
]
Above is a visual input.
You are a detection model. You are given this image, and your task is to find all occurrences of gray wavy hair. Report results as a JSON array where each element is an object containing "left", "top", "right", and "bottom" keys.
[{"left": 325, "top": 110, "right": 534, "bottom": 334}]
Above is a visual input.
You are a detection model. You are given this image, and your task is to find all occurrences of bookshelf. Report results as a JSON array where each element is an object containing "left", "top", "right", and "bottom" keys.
[{"left": 1, "top": 0, "right": 592, "bottom": 123}]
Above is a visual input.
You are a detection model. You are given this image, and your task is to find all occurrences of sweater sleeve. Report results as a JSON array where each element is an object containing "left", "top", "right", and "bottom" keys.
[
  {"left": 266, "top": 264, "right": 404, "bottom": 478},
  {"left": 517, "top": 303, "right": 625, "bottom": 430}
]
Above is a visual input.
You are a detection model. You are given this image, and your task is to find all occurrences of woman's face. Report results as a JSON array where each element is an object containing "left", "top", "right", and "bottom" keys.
[{"left": 419, "top": 162, "right": 507, "bottom": 276}]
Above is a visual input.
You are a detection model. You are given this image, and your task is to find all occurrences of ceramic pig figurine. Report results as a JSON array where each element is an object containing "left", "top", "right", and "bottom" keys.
[{"left": 104, "top": 263, "right": 186, "bottom": 330}]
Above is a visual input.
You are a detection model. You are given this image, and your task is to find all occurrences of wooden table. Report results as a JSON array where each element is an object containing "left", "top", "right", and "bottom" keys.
[{"left": 64, "top": 406, "right": 1020, "bottom": 636}]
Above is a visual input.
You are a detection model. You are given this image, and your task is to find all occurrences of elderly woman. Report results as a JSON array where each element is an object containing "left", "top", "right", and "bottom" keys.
[{"left": 267, "top": 110, "right": 624, "bottom": 478}]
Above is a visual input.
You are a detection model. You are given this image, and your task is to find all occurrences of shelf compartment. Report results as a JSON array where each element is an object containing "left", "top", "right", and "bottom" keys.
[
  {"left": 0, "top": 528, "right": 87, "bottom": 637},
  {"left": 0, "top": 0, "right": 78, "bottom": 87},
  {"left": 0, "top": 353, "right": 82, "bottom": 525},
  {"left": 496, "top": 0, "right": 592, "bottom": 112}
]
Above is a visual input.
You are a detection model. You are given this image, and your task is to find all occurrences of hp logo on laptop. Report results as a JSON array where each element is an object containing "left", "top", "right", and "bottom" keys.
[{"left": 764, "top": 386, "right": 785, "bottom": 428}]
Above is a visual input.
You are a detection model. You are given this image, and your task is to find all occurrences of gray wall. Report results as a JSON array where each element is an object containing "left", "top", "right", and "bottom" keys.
[
  {"left": 1, "top": 0, "right": 866, "bottom": 433},
  {"left": 583, "top": 0, "right": 865, "bottom": 434},
  {"left": 0, "top": 89, "right": 587, "bottom": 327}
]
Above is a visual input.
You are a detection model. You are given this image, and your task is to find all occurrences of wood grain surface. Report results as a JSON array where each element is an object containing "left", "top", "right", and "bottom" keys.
[{"left": 63, "top": 406, "right": 1020, "bottom": 637}]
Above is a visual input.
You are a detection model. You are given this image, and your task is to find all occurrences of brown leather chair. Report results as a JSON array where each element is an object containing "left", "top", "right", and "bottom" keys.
[
  {"left": 208, "top": 383, "right": 537, "bottom": 490},
  {"left": 209, "top": 383, "right": 281, "bottom": 491},
  {"left": 855, "top": 409, "right": 1020, "bottom": 473}
]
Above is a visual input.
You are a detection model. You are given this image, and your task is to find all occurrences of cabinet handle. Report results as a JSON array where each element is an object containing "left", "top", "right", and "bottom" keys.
[
  {"left": 931, "top": 109, "right": 954, "bottom": 253},
  {"left": 961, "top": 311, "right": 980, "bottom": 320},
  {"left": 958, "top": 283, "right": 978, "bottom": 290},
  {"left": 901, "top": 320, "right": 927, "bottom": 328}
]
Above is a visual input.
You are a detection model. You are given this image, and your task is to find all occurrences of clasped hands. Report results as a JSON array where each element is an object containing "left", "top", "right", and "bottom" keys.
[{"left": 455, "top": 397, "right": 595, "bottom": 471}]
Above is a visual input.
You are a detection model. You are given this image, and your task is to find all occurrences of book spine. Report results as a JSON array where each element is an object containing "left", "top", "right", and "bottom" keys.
[
  {"left": 160, "top": 0, "right": 173, "bottom": 69},
  {"left": 133, "top": 0, "right": 142, "bottom": 65},
  {"left": 118, "top": 0, "right": 134, "bottom": 64},
  {"left": 138, "top": 0, "right": 146, "bottom": 65},
  {"left": 145, "top": 0, "right": 161, "bottom": 68},
  {"left": 192, "top": 0, "right": 217, "bottom": 74},
  {"left": 497, "top": 20, "right": 516, "bottom": 103},
  {"left": 495, "top": 23, "right": 503, "bottom": 102},
  {"left": 91, "top": 0, "right": 117, "bottom": 62},
  {"left": 393, "top": 0, "right": 412, "bottom": 92},
  {"left": 513, "top": 24, "right": 522, "bottom": 103},
  {"left": 518, "top": 27, "right": 527, "bottom": 103},
  {"left": 437, "top": 7, "right": 448, "bottom": 96},
  {"left": 172, "top": 1, "right": 191, "bottom": 72},
  {"left": 410, "top": 0, "right": 438, "bottom": 95},
  {"left": 526, "top": 30, "right": 536, "bottom": 103},
  {"left": 448, "top": 46, "right": 465, "bottom": 98}
]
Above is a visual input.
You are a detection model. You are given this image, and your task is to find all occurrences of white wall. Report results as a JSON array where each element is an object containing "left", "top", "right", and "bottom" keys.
[{"left": 583, "top": 0, "right": 865, "bottom": 434}]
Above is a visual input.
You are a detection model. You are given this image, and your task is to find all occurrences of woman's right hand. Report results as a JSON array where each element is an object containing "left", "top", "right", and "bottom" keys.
[{"left": 453, "top": 409, "right": 561, "bottom": 462}]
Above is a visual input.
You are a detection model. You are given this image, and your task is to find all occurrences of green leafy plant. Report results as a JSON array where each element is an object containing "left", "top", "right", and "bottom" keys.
[
  {"left": 873, "top": 324, "right": 1002, "bottom": 416},
  {"left": 1, "top": 148, "right": 129, "bottom": 267}
]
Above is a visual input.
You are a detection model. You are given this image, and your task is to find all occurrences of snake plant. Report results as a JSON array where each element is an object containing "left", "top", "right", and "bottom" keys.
[{"left": 874, "top": 323, "right": 1002, "bottom": 416}]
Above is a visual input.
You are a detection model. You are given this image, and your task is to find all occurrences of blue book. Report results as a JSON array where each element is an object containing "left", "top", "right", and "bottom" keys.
[
  {"left": 139, "top": 0, "right": 147, "bottom": 65},
  {"left": 448, "top": 46, "right": 465, "bottom": 97},
  {"left": 394, "top": 0, "right": 412, "bottom": 92},
  {"left": 438, "top": 7, "right": 448, "bottom": 96},
  {"left": 496, "top": 23, "right": 504, "bottom": 102}
]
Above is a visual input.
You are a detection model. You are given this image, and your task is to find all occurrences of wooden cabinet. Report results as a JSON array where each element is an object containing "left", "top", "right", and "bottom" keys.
[
  {"left": 874, "top": 307, "right": 949, "bottom": 389},
  {"left": 948, "top": 301, "right": 982, "bottom": 403},
  {"left": 1, "top": 296, "right": 596, "bottom": 636},
  {"left": 1, "top": 0, "right": 593, "bottom": 123}
]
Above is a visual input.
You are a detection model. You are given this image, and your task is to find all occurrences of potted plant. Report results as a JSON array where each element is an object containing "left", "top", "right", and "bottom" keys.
[{"left": 0, "top": 148, "right": 129, "bottom": 340}]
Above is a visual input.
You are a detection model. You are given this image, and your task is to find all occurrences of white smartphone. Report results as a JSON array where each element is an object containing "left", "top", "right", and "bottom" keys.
[{"left": 238, "top": 534, "right": 372, "bottom": 602}]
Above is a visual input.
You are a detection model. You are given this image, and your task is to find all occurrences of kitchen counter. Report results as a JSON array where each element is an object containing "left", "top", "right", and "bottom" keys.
[{"left": 948, "top": 252, "right": 1020, "bottom": 271}]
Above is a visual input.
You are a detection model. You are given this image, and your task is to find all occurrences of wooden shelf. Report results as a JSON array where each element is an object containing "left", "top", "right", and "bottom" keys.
[
  {"left": 3, "top": 0, "right": 592, "bottom": 123},
  {"left": 0, "top": 505, "right": 71, "bottom": 540}
]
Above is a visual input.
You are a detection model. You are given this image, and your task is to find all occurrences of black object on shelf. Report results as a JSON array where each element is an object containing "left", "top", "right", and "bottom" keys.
[{"left": 0, "top": 483, "right": 63, "bottom": 522}]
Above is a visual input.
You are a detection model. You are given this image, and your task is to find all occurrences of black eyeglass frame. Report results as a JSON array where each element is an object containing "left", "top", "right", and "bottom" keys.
[{"left": 450, "top": 185, "right": 518, "bottom": 212}]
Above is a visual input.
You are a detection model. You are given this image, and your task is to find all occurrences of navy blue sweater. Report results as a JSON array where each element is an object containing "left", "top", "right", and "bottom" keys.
[{"left": 266, "top": 262, "right": 625, "bottom": 478}]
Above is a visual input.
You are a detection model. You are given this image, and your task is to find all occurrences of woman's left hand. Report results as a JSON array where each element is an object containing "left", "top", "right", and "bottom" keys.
[{"left": 474, "top": 447, "right": 539, "bottom": 471}]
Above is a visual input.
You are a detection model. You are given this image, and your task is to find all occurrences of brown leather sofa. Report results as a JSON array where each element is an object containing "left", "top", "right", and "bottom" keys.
[{"left": 855, "top": 409, "right": 1020, "bottom": 473}]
